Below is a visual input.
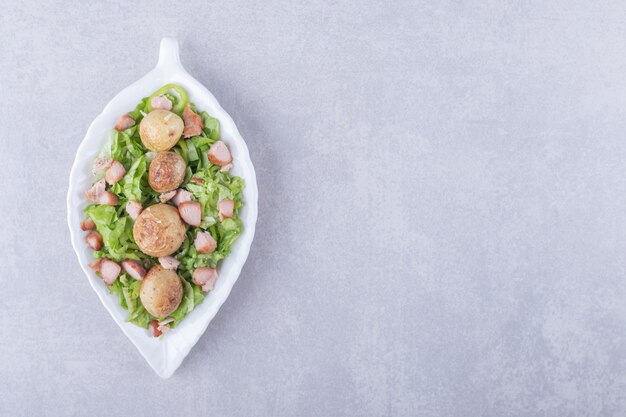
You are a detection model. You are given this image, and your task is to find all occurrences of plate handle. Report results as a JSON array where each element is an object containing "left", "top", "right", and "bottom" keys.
[{"left": 156, "top": 37, "right": 182, "bottom": 71}]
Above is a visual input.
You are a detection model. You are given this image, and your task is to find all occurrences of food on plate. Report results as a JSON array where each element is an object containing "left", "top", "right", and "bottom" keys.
[
  {"left": 148, "top": 151, "right": 186, "bottom": 192},
  {"left": 159, "top": 190, "right": 177, "bottom": 203},
  {"left": 121, "top": 259, "right": 146, "bottom": 281},
  {"left": 171, "top": 188, "right": 193, "bottom": 206},
  {"left": 192, "top": 267, "right": 218, "bottom": 292},
  {"left": 85, "top": 179, "right": 106, "bottom": 202},
  {"left": 159, "top": 256, "right": 180, "bottom": 270},
  {"left": 133, "top": 204, "right": 186, "bottom": 257},
  {"left": 115, "top": 114, "right": 135, "bottom": 131},
  {"left": 182, "top": 104, "right": 204, "bottom": 138},
  {"left": 85, "top": 231, "right": 103, "bottom": 250},
  {"left": 140, "top": 265, "right": 183, "bottom": 318},
  {"left": 208, "top": 140, "right": 232, "bottom": 167},
  {"left": 125, "top": 200, "right": 143, "bottom": 220},
  {"left": 105, "top": 160, "right": 126, "bottom": 185},
  {"left": 98, "top": 191, "right": 119, "bottom": 206},
  {"left": 80, "top": 217, "right": 95, "bottom": 231},
  {"left": 92, "top": 157, "right": 113, "bottom": 174},
  {"left": 218, "top": 199, "right": 234, "bottom": 220},
  {"left": 100, "top": 259, "right": 121, "bottom": 285},
  {"left": 139, "top": 109, "right": 184, "bottom": 151},
  {"left": 194, "top": 231, "right": 217, "bottom": 254},
  {"left": 150, "top": 95, "right": 172, "bottom": 111},
  {"left": 80, "top": 84, "right": 245, "bottom": 336},
  {"left": 178, "top": 201, "right": 202, "bottom": 226}
]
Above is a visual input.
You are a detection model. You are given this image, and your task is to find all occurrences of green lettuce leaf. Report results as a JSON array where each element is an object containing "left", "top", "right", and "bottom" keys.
[
  {"left": 109, "top": 275, "right": 153, "bottom": 328},
  {"left": 200, "top": 111, "right": 220, "bottom": 141},
  {"left": 122, "top": 155, "right": 147, "bottom": 202},
  {"left": 170, "top": 279, "right": 195, "bottom": 325},
  {"left": 85, "top": 205, "right": 145, "bottom": 262}
]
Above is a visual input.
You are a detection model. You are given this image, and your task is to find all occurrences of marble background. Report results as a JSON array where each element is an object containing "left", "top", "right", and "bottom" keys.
[{"left": 1, "top": 1, "right": 626, "bottom": 416}]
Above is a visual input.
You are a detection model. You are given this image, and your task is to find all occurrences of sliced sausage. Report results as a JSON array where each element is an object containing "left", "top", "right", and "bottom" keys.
[
  {"left": 194, "top": 231, "right": 217, "bottom": 254},
  {"left": 115, "top": 114, "right": 135, "bottom": 131},
  {"left": 85, "top": 231, "right": 103, "bottom": 250},
  {"left": 150, "top": 95, "right": 173, "bottom": 111},
  {"left": 171, "top": 188, "right": 193, "bottom": 206},
  {"left": 158, "top": 256, "right": 180, "bottom": 270},
  {"left": 182, "top": 104, "right": 204, "bottom": 138},
  {"left": 80, "top": 218, "right": 95, "bottom": 231},
  {"left": 218, "top": 199, "right": 234, "bottom": 220},
  {"left": 105, "top": 160, "right": 126, "bottom": 185},
  {"left": 88, "top": 258, "right": 102, "bottom": 272},
  {"left": 159, "top": 190, "right": 177, "bottom": 203},
  {"left": 92, "top": 157, "right": 113, "bottom": 174},
  {"left": 207, "top": 141, "right": 232, "bottom": 166},
  {"left": 100, "top": 259, "right": 121, "bottom": 285},
  {"left": 192, "top": 268, "right": 218, "bottom": 292},
  {"left": 121, "top": 259, "right": 146, "bottom": 280},
  {"left": 86, "top": 179, "right": 106, "bottom": 202},
  {"left": 157, "top": 318, "right": 174, "bottom": 334},
  {"left": 98, "top": 191, "right": 119, "bottom": 206},
  {"left": 178, "top": 201, "right": 202, "bottom": 226},
  {"left": 125, "top": 200, "right": 143, "bottom": 220},
  {"left": 150, "top": 320, "right": 162, "bottom": 337}
]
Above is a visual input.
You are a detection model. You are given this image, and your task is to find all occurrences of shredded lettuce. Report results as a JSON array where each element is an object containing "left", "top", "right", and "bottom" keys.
[
  {"left": 170, "top": 279, "right": 196, "bottom": 325},
  {"left": 200, "top": 111, "right": 221, "bottom": 141},
  {"left": 104, "top": 130, "right": 145, "bottom": 163},
  {"left": 109, "top": 275, "right": 153, "bottom": 327},
  {"left": 121, "top": 155, "right": 147, "bottom": 202},
  {"left": 85, "top": 205, "right": 145, "bottom": 262},
  {"left": 179, "top": 170, "right": 244, "bottom": 269}
]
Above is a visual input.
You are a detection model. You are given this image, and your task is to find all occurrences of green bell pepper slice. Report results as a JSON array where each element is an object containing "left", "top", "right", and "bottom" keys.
[{"left": 145, "top": 84, "right": 189, "bottom": 114}]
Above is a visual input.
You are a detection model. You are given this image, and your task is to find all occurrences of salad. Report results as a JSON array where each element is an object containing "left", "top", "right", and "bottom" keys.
[{"left": 80, "top": 84, "right": 244, "bottom": 337}]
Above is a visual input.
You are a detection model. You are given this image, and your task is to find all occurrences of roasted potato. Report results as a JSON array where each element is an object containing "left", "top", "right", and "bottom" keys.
[
  {"left": 139, "top": 109, "right": 184, "bottom": 151},
  {"left": 140, "top": 265, "right": 183, "bottom": 318},
  {"left": 148, "top": 151, "right": 186, "bottom": 193},
  {"left": 133, "top": 204, "right": 186, "bottom": 257}
]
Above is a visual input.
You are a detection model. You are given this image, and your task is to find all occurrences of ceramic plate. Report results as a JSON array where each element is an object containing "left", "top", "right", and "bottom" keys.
[{"left": 66, "top": 38, "right": 258, "bottom": 378}]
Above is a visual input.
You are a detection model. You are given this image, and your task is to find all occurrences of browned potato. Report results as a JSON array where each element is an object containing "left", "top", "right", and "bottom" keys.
[
  {"left": 148, "top": 151, "right": 186, "bottom": 193},
  {"left": 140, "top": 265, "right": 183, "bottom": 318},
  {"left": 133, "top": 204, "right": 186, "bottom": 257},
  {"left": 139, "top": 109, "right": 184, "bottom": 151}
]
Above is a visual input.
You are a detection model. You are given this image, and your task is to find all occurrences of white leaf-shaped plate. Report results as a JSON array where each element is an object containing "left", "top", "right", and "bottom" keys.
[{"left": 66, "top": 38, "right": 258, "bottom": 378}]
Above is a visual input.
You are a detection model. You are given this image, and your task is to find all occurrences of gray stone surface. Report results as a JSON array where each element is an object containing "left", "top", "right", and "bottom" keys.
[{"left": 1, "top": 1, "right": 626, "bottom": 415}]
